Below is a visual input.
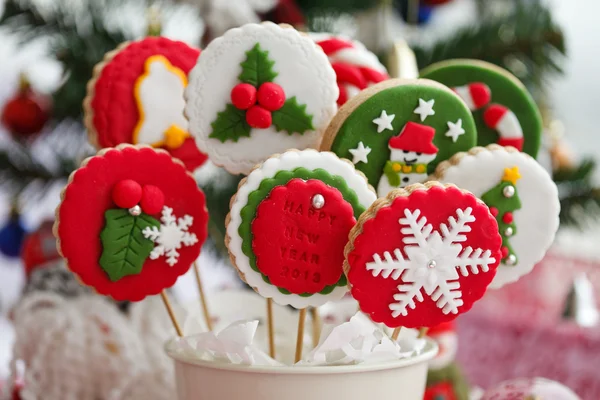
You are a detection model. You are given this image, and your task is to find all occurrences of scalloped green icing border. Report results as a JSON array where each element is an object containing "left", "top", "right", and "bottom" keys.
[{"left": 239, "top": 167, "right": 366, "bottom": 297}]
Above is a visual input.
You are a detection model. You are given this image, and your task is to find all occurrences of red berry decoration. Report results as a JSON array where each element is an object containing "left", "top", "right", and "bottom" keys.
[
  {"left": 1, "top": 75, "right": 50, "bottom": 138},
  {"left": 140, "top": 185, "right": 165, "bottom": 215},
  {"left": 489, "top": 206, "right": 499, "bottom": 217},
  {"left": 246, "top": 105, "right": 272, "bottom": 129},
  {"left": 257, "top": 82, "right": 286, "bottom": 111},
  {"left": 231, "top": 83, "right": 257, "bottom": 110},
  {"left": 501, "top": 246, "right": 509, "bottom": 259},
  {"left": 111, "top": 179, "right": 142, "bottom": 209},
  {"left": 502, "top": 212, "right": 514, "bottom": 224}
]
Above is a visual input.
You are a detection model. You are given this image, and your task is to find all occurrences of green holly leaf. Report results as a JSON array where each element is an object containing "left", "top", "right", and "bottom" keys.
[
  {"left": 238, "top": 43, "right": 278, "bottom": 87},
  {"left": 99, "top": 209, "right": 160, "bottom": 282},
  {"left": 272, "top": 97, "right": 314, "bottom": 135},
  {"left": 209, "top": 104, "right": 251, "bottom": 143}
]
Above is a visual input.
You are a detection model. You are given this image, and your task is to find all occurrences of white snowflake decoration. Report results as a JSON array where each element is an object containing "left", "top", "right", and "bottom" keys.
[
  {"left": 366, "top": 207, "right": 496, "bottom": 317},
  {"left": 142, "top": 206, "right": 198, "bottom": 267}
]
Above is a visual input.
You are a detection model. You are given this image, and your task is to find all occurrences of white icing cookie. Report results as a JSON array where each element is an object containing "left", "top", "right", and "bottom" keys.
[
  {"left": 433, "top": 145, "right": 560, "bottom": 288},
  {"left": 185, "top": 22, "right": 338, "bottom": 175},
  {"left": 226, "top": 149, "right": 376, "bottom": 308}
]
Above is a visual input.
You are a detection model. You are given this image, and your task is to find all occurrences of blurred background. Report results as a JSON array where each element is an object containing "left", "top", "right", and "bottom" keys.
[{"left": 0, "top": 0, "right": 598, "bottom": 399}]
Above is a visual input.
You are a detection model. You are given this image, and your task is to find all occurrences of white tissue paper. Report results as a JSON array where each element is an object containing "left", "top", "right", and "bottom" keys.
[
  {"left": 173, "top": 320, "right": 282, "bottom": 366},
  {"left": 300, "top": 312, "right": 426, "bottom": 366}
]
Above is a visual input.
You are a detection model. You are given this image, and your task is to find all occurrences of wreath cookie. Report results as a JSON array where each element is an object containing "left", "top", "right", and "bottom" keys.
[
  {"left": 320, "top": 79, "right": 477, "bottom": 197},
  {"left": 54, "top": 145, "right": 208, "bottom": 301},
  {"left": 420, "top": 59, "right": 542, "bottom": 157},
  {"left": 345, "top": 183, "right": 502, "bottom": 328},
  {"left": 185, "top": 22, "right": 338, "bottom": 176},
  {"left": 84, "top": 37, "right": 207, "bottom": 171},
  {"left": 433, "top": 145, "right": 559, "bottom": 288},
  {"left": 226, "top": 149, "right": 376, "bottom": 308}
]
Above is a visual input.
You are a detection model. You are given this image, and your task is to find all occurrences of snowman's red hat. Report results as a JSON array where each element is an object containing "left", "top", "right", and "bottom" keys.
[
  {"left": 388, "top": 122, "right": 438, "bottom": 154},
  {"left": 427, "top": 321, "right": 455, "bottom": 336}
]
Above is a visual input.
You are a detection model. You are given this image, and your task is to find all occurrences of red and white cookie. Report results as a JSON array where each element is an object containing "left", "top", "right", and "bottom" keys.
[
  {"left": 185, "top": 22, "right": 338, "bottom": 176},
  {"left": 310, "top": 33, "right": 389, "bottom": 106},
  {"left": 345, "top": 182, "right": 502, "bottom": 328},
  {"left": 54, "top": 145, "right": 208, "bottom": 301},
  {"left": 226, "top": 149, "right": 376, "bottom": 308},
  {"left": 84, "top": 37, "right": 207, "bottom": 172}
]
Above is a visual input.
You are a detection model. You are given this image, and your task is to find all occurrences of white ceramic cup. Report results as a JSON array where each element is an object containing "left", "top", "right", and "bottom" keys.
[{"left": 165, "top": 339, "right": 438, "bottom": 400}]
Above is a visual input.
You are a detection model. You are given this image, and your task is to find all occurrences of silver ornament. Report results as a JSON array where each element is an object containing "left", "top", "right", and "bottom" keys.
[
  {"left": 503, "top": 185, "right": 515, "bottom": 198},
  {"left": 505, "top": 254, "right": 517, "bottom": 265},
  {"left": 312, "top": 194, "right": 325, "bottom": 209},
  {"left": 427, "top": 260, "right": 437, "bottom": 269},
  {"left": 504, "top": 227, "right": 514, "bottom": 237},
  {"left": 128, "top": 205, "right": 142, "bottom": 216}
]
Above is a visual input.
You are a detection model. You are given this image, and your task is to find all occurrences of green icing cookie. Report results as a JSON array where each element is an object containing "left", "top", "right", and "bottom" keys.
[
  {"left": 238, "top": 167, "right": 363, "bottom": 297},
  {"left": 420, "top": 60, "right": 542, "bottom": 158},
  {"left": 323, "top": 79, "right": 476, "bottom": 197}
]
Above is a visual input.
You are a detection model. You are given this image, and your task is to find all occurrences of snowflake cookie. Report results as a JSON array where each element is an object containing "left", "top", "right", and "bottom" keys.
[
  {"left": 420, "top": 59, "right": 542, "bottom": 157},
  {"left": 433, "top": 145, "right": 559, "bottom": 289},
  {"left": 226, "top": 149, "right": 376, "bottom": 308},
  {"left": 345, "top": 182, "right": 502, "bottom": 328},
  {"left": 320, "top": 79, "right": 476, "bottom": 198},
  {"left": 54, "top": 145, "right": 208, "bottom": 301},
  {"left": 84, "top": 37, "right": 207, "bottom": 172},
  {"left": 185, "top": 22, "right": 338, "bottom": 176}
]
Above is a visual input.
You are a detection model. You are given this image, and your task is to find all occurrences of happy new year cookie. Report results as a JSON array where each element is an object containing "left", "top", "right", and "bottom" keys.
[
  {"left": 310, "top": 33, "right": 389, "bottom": 106},
  {"left": 185, "top": 22, "right": 338, "bottom": 176},
  {"left": 320, "top": 79, "right": 477, "bottom": 198},
  {"left": 54, "top": 145, "right": 208, "bottom": 301},
  {"left": 420, "top": 59, "right": 542, "bottom": 157},
  {"left": 84, "top": 37, "right": 207, "bottom": 171},
  {"left": 345, "top": 182, "right": 502, "bottom": 328},
  {"left": 226, "top": 149, "right": 377, "bottom": 308},
  {"left": 433, "top": 145, "right": 559, "bottom": 289}
]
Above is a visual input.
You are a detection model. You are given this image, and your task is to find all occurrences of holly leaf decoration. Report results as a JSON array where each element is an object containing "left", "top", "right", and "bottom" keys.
[
  {"left": 238, "top": 43, "right": 278, "bottom": 87},
  {"left": 272, "top": 97, "right": 314, "bottom": 134},
  {"left": 209, "top": 104, "right": 252, "bottom": 143},
  {"left": 99, "top": 209, "right": 160, "bottom": 282}
]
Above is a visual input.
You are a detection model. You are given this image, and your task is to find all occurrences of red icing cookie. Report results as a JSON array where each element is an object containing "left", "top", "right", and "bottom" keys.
[
  {"left": 345, "top": 183, "right": 501, "bottom": 328},
  {"left": 55, "top": 145, "right": 208, "bottom": 301},
  {"left": 85, "top": 37, "right": 207, "bottom": 171},
  {"left": 251, "top": 178, "right": 356, "bottom": 294}
]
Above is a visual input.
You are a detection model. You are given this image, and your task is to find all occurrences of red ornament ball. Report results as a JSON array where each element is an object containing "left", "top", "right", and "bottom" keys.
[
  {"left": 1, "top": 78, "right": 50, "bottom": 138},
  {"left": 502, "top": 212, "right": 514, "bottom": 224},
  {"left": 257, "top": 82, "right": 286, "bottom": 111},
  {"left": 231, "top": 83, "right": 257, "bottom": 110},
  {"left": 489, "top": 207, "right": 499, "bottom": 217},
  {"left": 501, "top": 246, "right": 509, "bottom": 258},
  {"left": 140, "top": 185, "right": 165, "bottom": 215},
  {"left": 246, "top": 105, "right": 272, "bottom": 129},
  {"left": 111, "top": 179, "right": 143, "bottom": 209}
]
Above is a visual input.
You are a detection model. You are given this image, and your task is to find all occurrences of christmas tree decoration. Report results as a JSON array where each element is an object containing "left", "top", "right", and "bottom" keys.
[
  {"left": 420, "top": 59, "right": 542, "bottom": 157},
  {"left": 481, "top": 378, "right": 581, "bottom": 400},
  {"left": 433, "top": 145, "right": 560, "bottom": 289},
  {"left": 1, "top": 74, "right": 51, "bottom": 139},
  {"left": 345, "top": 183, "right": 502, "bottom": 328},
  {"left": 85, "top": 37, "right": 207, "bottom": 172},
  {"left": 186, "top": 22, "right": 338, "bottom": 175},
  {"left": 54, "top": 145, "right": 208, "bottom": 302},
  {"left": 309, "top": 34, "right": 389, "bottom": 106},
  {"left": 321, "top": 79, "right": 476, "bottom": 197},
  {"left": 0, "top": 205, "right": 27, "bottom": 258}
]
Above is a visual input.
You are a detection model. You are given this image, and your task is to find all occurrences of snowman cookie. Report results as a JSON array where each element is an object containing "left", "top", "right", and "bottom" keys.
[
  {"left": 345, "top": 182, "right": 502, "bottom": 328},
  {"left": 420, "top": 59, "right": 542, "bottom": 157},
  {"left": 84, "top": 37, "right": 207, "bottom": 171},
  {"left": 226, "top": 149, "right": 376, "bottom": 309},
  {"left": 433, "top": 145, "right": 559, "bottom": 288},
  {"left": 310, "top": 33, "right": 389, "bottom": 106},
  {"left": 54, "top": 145, "right": 208, "bottom": 301},
  {"left": 320, "top": 79, "right": 477, "bottom": 198},
  {"left": 186, "top": 22, "right": 338, "bottom": 176}
]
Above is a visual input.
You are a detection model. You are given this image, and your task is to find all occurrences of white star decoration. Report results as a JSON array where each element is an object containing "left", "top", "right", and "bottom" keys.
[
  {"left": 414, "top": 98, "right": 435, "bottom": 122},
  {"left": 372, "top": 110, "right": 395, "bottom": 133},
  {"left": 349, "top": 142, "right": 371, "bottom": 164},
  {"left": 445, "top": 119, "right": 465, "bottom": 142}
]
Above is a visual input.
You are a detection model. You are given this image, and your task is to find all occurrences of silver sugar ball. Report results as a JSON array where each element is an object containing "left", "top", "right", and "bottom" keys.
[
  {"left": 505, "top": 254, "right": 517, "bottom": 265},
  {"left": 312, "top": 194, "right": 325, "bottom": 209},
  {"left": 427, "top": 260, "right": 437, "bottom": 269},
  {"left": 504, "top": 227, "right": 514, "bottom": 237},
  {"left": 128, "top": 205, "right": 142, "bottom": 216},
  {"left": 503, "top": 185, "right": 515, "bottom": 198}
]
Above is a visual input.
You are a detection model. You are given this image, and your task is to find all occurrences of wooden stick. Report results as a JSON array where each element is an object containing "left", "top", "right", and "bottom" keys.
[
  {"left": 294, "top": 308, "right": 307, "bottom": 363},
  {"left": 160, "top": 290, "right": 183, "bottom": 337},
  {"left": 391, "top": 327, "right": 402, "bottom": 341},
  {"left": 266, "top": 298, "right": 276, "bottom": 359},
  {"left": 418, "top": 327, "right": 429, "bottom": 338},
  {"left": 310, "top": 307, "right": 321, "bottom": 347},
  {"left": 193, "top": 261, "right": 213, "bottom": 331}
]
